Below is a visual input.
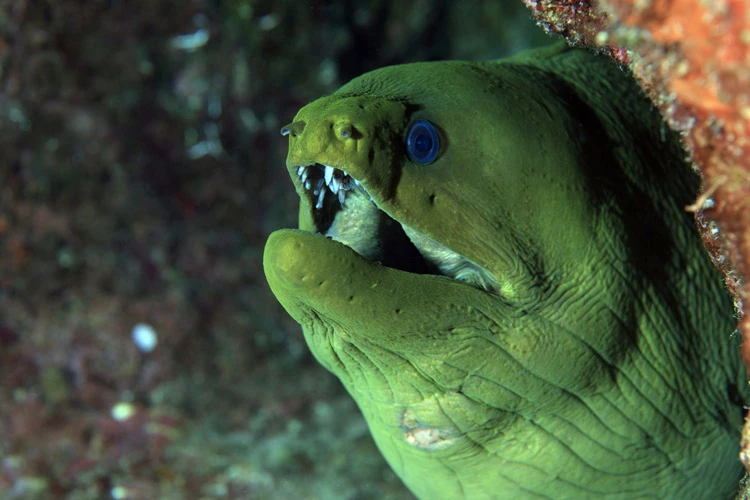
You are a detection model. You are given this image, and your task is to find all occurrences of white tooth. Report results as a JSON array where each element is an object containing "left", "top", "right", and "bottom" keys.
[
  {"left": 301, "top": 171, "right": 308, "bottom": 184},
  {"left": 338, "top": 189, "right": 345, "bottom": 205},
  {"left": 316, "top": 178, "right": 325, "bottom": 192},
  {"left": 315, "top": 188, "right": 325, "bottom": 209},
  {"left": 297, "top": 166, "right": 305, "bottom": 176},
  {"left": 304, "top": 180, "right": 312, "bottom": 190},
  {"left": 330, "top": 178, "right": 340, "bottom": 194},
  {"left": 324, "top": 165, "right": 334, "bottom": 186}
]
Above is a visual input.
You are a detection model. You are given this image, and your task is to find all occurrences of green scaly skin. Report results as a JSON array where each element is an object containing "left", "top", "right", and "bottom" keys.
[{"left": 263, "top": 44, "right": 748, "bottom": 499}]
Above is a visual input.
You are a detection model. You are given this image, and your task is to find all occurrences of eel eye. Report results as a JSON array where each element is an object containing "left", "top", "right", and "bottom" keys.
[{"left": 406, "top": 120, "right": 440, "bottom": 165}]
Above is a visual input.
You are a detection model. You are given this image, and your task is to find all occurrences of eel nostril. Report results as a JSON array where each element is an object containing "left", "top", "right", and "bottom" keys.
[
  {"left": 280, "top": 120, "right": 305, "bottom": 137},
  {"left": 335, "top": 123, "right": 361, "bottom": 140}
]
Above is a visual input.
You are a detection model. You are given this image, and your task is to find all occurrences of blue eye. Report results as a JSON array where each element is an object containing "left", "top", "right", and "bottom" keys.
[{"left": 406, "top": 120, "right": 440, "bottom": 165}]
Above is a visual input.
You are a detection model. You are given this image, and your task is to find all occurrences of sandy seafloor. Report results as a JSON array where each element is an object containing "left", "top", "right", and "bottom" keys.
[{"left": 0, "top": 1, "right": 552, "bottom": 499}]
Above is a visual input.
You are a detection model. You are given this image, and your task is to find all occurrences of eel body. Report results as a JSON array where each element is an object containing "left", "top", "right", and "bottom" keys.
[{"left": 263, "top": 44, "right": 748, "bottom": 499}]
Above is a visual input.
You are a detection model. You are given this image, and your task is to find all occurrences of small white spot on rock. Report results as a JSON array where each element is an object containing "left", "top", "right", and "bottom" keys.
[
  {"left": 110, "top": 486, "right": 129, "bottom": 499},
  {"left": 111, "top": 402, "right": 136, "bottom": 422},
  {"left": 318, "top": 59, "right": 338, "bottom": 87},
  {"left": 258, "top": 14, "right": 279, "bottom": 31},
  {"left": 170, "top": 28, "right": 210, "bottom": 51},
  {"left": 132, "top": 323, "right": 158, "bottom": 353}
]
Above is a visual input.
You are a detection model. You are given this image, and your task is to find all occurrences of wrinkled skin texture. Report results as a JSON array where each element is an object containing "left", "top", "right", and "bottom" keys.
[{"left": 263, "top": 44, "right": 748, "bottom": 499}]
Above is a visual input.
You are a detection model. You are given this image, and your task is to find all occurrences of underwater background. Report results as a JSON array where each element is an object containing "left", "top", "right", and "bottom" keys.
[
  {"left": 3, "top": 0, "right": 749, "bottom": 498},
  {"left": 0, "top": 1, "right": 550, "bottom": 498}
]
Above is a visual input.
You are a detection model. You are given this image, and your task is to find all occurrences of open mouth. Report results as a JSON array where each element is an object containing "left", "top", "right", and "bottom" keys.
[
  {"left": 296, "top": 163, "right": 360, "bottom": 235},
  {"left": 295, "top": 162, "right": 437, "bottom": 275},
  {"left": 293, "top": 163, "right": 499, "bottom": 293}
]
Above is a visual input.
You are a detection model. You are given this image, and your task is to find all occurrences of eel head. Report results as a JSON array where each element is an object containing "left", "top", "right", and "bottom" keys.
[{"left": 263, "top": 51, "right": 747, "bottom": 499}]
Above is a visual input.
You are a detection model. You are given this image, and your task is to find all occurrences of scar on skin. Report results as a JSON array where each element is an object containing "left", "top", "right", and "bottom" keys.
[{"left": 401, "top": 408, "right": 461, "bottom": 451}]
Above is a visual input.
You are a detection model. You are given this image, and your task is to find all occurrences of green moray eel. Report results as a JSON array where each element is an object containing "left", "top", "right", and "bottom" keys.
[{"left": 263, "top": 43, "right": 748, "bottom": 499}]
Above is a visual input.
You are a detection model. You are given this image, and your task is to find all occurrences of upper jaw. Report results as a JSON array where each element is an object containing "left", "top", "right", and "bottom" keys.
[
  {"left": 291, "top": 162, "right": 368, "bottom": 236},
  {"left": 296, "top": 163, "right": 364, "bottom": 212}
]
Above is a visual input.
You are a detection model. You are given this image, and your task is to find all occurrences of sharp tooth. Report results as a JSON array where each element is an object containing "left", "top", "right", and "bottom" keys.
[
  {"left": 338, "top": 189, "right": 345, "bottom": 205},
  {"left": 315, "top": 178, "right": 325, "bottom": 192},
  {"left": 297, "top": 166, "right": 305, "bottom": 176},
  {"left": 330, "top": 177, "right": 340, "bottom": 194},
  {"left": 301, "top": 171, "right": 308, "bottom": 184},
  {"left": 315, "top": 188, "right": 325, "bottom": 209},
  {"left": 304, "top": 180, "right": 312, "bottom": 190},
  {"left": 324, "top": 165, "right": 334, "bottom": 186}
]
